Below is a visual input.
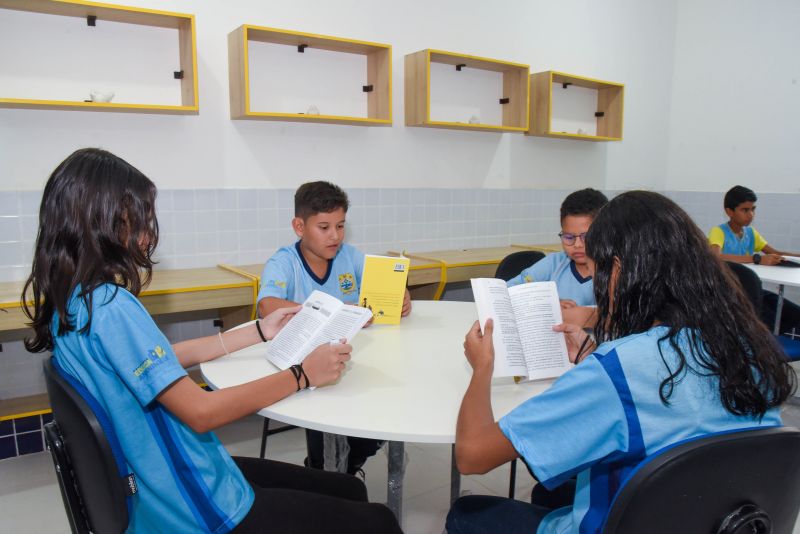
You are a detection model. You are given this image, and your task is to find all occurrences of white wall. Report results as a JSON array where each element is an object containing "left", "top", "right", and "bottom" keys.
[
  {"left": 665, "top": 0, "right": 800, "bottom": 193},
  {"left": 0, "top": 0, "right": 677, "bottom": 193}
]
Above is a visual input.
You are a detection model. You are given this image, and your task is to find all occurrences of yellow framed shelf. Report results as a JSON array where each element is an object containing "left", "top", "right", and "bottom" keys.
[
  {"left": 0, "top": 0, "right": 198, "bottom": 114},
  {"left": 527, "top": 71, "right": 623, "bottom": 141},
  {"left": 404, "top": 49, "right": 529, "bottom": 133},
  {"left": 228, "top": 25, "right": 392, "bottom": 125}
]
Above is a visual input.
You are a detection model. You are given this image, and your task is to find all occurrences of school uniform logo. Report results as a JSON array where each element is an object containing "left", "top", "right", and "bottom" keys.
[
  {"left": 338, "top": 273, "right": 356, "bottom": 294},
  {"left": 267, "top": 279, "right": 287, "bottom": 289}
]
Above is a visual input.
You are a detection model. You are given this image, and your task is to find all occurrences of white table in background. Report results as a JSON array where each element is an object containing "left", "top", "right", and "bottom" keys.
[
  {"left": 200, "top": 301, "right": 552, "bottom": 523},
  {"left": 745, "top": 264, "right": 800, "bottom": 334}
]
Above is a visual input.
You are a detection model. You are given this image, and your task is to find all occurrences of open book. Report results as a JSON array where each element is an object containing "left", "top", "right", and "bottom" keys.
[
  {"left": 780, "top": 256, "right": 800, "bottom": 267},
  {"left": 266, "top": 290, "right": 373, "bottom": 370},
  {"left": 471, "top": 278, "right": 571, "bottom": 380},
  {"left": 358, "top": 255, "right": 411, "bottom": 324}
]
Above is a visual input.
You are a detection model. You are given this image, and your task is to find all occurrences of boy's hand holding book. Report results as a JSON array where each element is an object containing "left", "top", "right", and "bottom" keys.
[{"left": 463, "top": 319, "right": 495, "bottom": 374}]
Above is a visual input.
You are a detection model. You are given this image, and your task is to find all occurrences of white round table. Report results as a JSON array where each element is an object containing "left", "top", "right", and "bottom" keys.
[{"left": 201, "top": 300, "right": 554, "bottom": 521}]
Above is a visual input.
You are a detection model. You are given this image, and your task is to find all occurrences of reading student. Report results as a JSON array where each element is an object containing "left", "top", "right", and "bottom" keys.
[
  {"left": 708, "top": 185, "right": 800, "bottom": 334},
  {"left": 24, "top": 149, "right": 401, "bottom": 534},
  {"left": 507, "top": 188, "right": 608, "bottom": 326},
  {"left": 257, "top": 180, "right": 411, "bottom": 475},
  {"left": 447, "top": 191, "right": 794, "bottom": 534}
]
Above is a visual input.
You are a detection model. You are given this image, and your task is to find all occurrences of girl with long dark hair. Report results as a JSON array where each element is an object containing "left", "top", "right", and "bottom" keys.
[
  {"left": 447, "top": 191, "right": 795, "bottom": 533},
  {"left": 24, "top": 148, "right": 401, "bottom": 534}
]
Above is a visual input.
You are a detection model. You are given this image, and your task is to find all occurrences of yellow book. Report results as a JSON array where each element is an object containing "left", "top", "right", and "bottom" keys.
[{"left": 358, "top": 255, "right": 411, "bottom": 324}]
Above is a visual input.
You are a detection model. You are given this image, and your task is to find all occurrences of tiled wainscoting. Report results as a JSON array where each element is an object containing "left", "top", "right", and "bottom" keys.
[
  {"left": 0, "top": 412, "right": 52, "bottom": 460},
  {"left": 2, "top": 187, "right": 799, "bottom": 459}
]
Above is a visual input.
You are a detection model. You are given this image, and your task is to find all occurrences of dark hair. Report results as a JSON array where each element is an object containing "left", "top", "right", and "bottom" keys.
[
  {"left": 586, "top": 191, "right": 794, "bottom": 418},
  {"left": 560, "top": 188, "right": 608, "bottom": 221},
  {"left": 724, "top": 185, "right": 757, "bottom": 211},
  {"left": 294, "top": 181, "right": 349, "bottom": 220},
  {"left": 23, "top": 148, "right": 159, "bottom": 353}
]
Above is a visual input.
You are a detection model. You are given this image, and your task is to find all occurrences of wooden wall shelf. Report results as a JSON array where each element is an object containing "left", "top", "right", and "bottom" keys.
[
  {"left": 527, "top": 71, "right": 623, "bottom": 141},
  {"left": 0, "top": 0, "right": 198, "bottom": 114},
  {"left": 404, "top": 49, "right": 529, "bottom": 133},
  {"left": 228, "top": 25, "right": 392, "bottom": 125}
]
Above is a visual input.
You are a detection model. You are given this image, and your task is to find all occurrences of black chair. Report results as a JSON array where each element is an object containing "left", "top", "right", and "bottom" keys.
[
  {"left": 43, "top": 358, "right": 131, "bottom": 534},
  {"left": 495, "top": 250, "right": 546, "bottom": 282},
  {"left": 494, "top": 250, "right": 545, "bottom": 498},
  {"left": 725, "top": 261, "right": 800, "bottom": 361},
  {"left": 603, "top": 426, "right": 800, "bottom": 534},
  {"left": 725, "top": 261, "right": 764, "bottom": 311}
]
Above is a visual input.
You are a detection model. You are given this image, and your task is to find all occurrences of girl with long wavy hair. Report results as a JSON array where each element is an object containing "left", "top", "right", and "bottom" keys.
[
  {"left": 447, "top": 191, "right": 795, "bottom": 534},
  {"left": 24, "top": 148, "right": 400, "bottom": 534}
]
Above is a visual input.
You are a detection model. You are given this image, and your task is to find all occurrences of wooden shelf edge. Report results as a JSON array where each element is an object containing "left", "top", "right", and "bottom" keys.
[
  {"left": 550, "top": 71, "right": 625, "bottom": 88},
  {"left": 0, "top": 393, "right": 50, "bottom": 421},
  {"left": 525, "top": 131, "right": 622, "bottom": 142},
  {"left": 411, "top": 121, "right": 527, "bottom": 133},
  {"left": 0, "top": 99, "right": 199, "bottom": 114},
  {"left": 242, "top": 24, "right": 391, "bottom": 52},
  {"left": 427, "top": 49, "right": 529, "bottom": 70},
  {"left": 233, "top": 113, "right": 392, "bottom": 126}
]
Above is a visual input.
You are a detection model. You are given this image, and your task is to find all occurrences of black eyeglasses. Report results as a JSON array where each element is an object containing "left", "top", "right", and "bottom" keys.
[{"left": 558, "top": 232, "right": 587, "bottom": 246}]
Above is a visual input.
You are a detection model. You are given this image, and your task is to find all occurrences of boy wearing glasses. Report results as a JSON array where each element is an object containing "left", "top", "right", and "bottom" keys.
[{"left": 507, "top": 188, "right": 608, "bottom": 325}]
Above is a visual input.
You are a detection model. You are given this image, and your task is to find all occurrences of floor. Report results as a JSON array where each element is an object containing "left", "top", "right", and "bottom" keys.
[{"left": 2, "top": 404, "right": 800, "bottom": 534}]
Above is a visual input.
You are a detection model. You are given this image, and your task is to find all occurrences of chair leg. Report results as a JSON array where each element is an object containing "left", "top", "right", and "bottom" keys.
[
  {"left": 259, "top": 418, "right": 270, "bottom": 459},
  {"left": 508, "top": 459, "right": 517, "bottom": 499}
]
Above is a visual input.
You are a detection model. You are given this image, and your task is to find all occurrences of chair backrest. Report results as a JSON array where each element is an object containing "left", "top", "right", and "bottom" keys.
[
  {"left": 43, "top": 358, "right": 130, "bottom": 534},
  {"left": 603, "top": 426, "right": 800, "bottom": 534},
  {"left": 725, "top": 261, "right": 763, "bottom": 311},
  {"left": 495, "top": 251, "right": 546, "bottom": 281}
]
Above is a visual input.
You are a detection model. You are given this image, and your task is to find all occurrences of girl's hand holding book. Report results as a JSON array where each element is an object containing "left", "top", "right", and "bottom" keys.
[{"left": 552, "top": 323, "right": 594, "bottom": 364}]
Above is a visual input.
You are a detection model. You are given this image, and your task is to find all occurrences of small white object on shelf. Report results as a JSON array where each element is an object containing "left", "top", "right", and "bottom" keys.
[
  {"left": 89, "top": 90, "right": 114, "bottom": 103},
  {"left": 306, "top": 105, "right": 320, "bottom": 115},
  {"left": 468, "top": 115, "right": 480, "bottom": 124}
]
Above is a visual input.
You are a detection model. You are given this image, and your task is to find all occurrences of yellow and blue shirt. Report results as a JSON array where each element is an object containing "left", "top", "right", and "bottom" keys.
[
  {"left": 53, "top": 285, "right": 253, "bottom": 533},
  {"left": 258, "top": 241, "right": 364, "bottom": 307},
  {"left": 506, "top": 251, "right": 595, "bottom": 306},
  {"left": 499, "top": 326, "right": 782, "bottom": 534},
  {"left": 708, "top": 223, "right": 767, "bottom": 256}
]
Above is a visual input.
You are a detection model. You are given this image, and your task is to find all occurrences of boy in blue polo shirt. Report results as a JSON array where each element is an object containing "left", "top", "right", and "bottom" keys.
[
  {"left": 258, "top": 181, "right": 411, "bottom": 475},
  {"left": 708, "top": 185, "right": 800, "bottom": 334},
  {"left": 507, "top": 188, "right": 608, "bottom": 327}
]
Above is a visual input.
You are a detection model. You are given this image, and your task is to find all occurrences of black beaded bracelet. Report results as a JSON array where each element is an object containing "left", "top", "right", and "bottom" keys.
[{"left": 254, "top": 320, "right": 267, "bottom": 342}]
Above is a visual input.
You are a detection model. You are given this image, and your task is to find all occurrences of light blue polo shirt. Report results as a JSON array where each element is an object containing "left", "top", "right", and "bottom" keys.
[
  {"left": 506, "top": 251, "right": 594, "bottom": 306},
  {"left": 499, "top": 326, "right": 782, "bottom": 534},
  {"left": 53, "top": 284, "right": 253, "bottom": 533},
  {"left": 708, "top": 223, "right": 768, "bottom": 256},
  {"left": 257, "top": 241, "right": 365, "bottom": 307}
]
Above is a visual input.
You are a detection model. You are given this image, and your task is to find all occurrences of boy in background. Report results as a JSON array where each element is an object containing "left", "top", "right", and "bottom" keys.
[
  {"left": 709, "top": 185, "right": 800, "bottom": 334},
  {"left": 507, "top": 188, "right": 608, "bottom": 327},
  {"left": 257, "top": 181, "right": 411, "bottom": 475}
]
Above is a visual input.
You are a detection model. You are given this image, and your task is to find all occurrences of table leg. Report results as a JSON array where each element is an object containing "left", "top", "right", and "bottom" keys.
[
  {"left": 387, "top": 441, "right": 405, "bottom": 523},
  {"left": 774, "top": 284, "right": 785, "bottom": 335},
  {"left": 322, "top": 432, "right": 349, "bottom": 473},
  {"left": 450, "top": 444, "right": 461, "bottom": 504}
]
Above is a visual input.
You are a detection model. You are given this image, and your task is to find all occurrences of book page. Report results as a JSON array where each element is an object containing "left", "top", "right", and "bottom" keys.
[
  {"left": 470, "top": 278, "right": 527, "bottom": 378},
  {"left": 265, "top": 291, "right": 342, "bottom": 370},
  {"left": 780, "top": 256, "right": 800, "bottom": 266},
  {"left": 308, "top": 305, "right": 373, "bottom": 351},
  {"left": 358, "top": 255, "right": 410, "bottom": 324},
  {"left": 508, "top": 281, "right": 571, "bottom": 380}
]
